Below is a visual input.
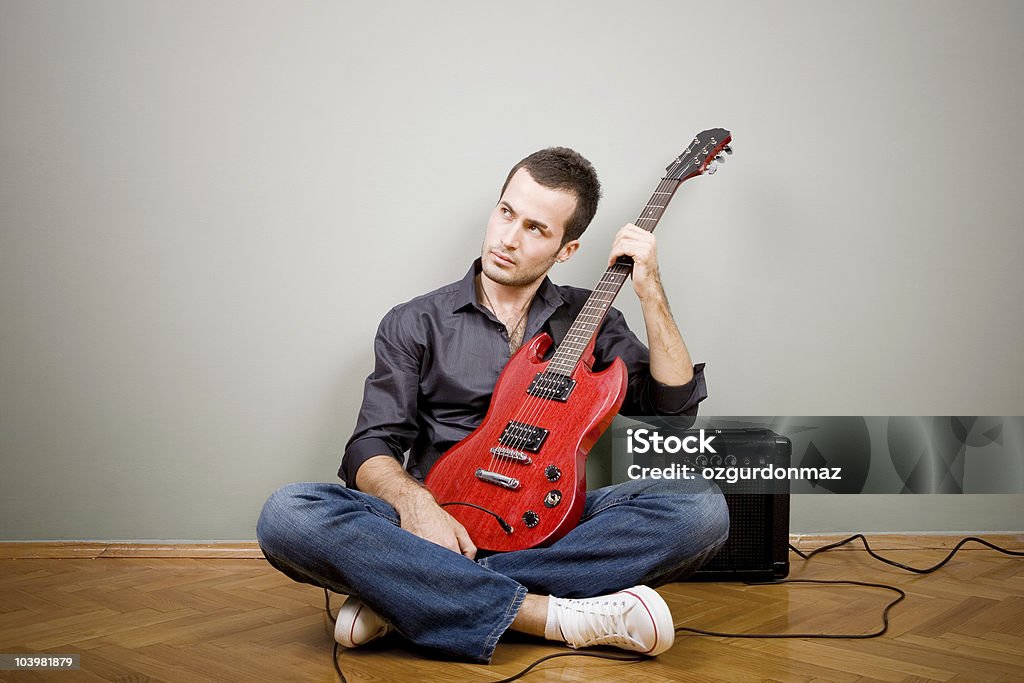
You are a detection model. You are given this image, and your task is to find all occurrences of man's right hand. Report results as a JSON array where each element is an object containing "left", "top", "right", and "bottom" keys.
[
  {"left": 396, "top": 493, "right": 478, "bottom": 560},
  {"left": 354, "top": 454, "right": 478, "bottom": 560}
]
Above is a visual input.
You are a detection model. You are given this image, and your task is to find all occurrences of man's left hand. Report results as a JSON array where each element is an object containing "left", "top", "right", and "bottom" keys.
[{"left": 608, "top": 223, "right": 664, "bottom": 301}]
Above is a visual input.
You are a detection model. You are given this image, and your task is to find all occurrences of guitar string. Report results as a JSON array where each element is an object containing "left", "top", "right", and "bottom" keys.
[
  {"left": 481, "top": 136, "right": 710, "bottom": 484},
  {"left": 452, "top": 136, "right": 721, "bottom": 538},
  {"left": 499, "top": 178, "right": 675, "bottom": 458},
  {"left": 476, "top": 154, "right": 706, "bottom": 513},
  {"left": 470, "top": 175, "right": 681, "bottom": 525},
  {"left": 483, "top": 137, "right": 724, "bottom": 508},
  {"left": 460, "top": 266, "right": 633, "bottom": 504},
  {"left": 481, "top": 239, "right": 654, "bottom": 501},
  {"left": 476, "top": 175, "right": 681, "bottom": 511}
]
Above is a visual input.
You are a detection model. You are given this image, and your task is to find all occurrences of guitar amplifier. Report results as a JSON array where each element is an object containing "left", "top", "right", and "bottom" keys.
[
  {"left": 632, "top": 428, "right": 790, "bottom": 582},
  {"left": 684, "top": 428, "right": 791, "bottom": 581}
]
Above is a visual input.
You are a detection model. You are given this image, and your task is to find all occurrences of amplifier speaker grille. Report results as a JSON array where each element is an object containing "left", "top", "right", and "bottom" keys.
[{"left": 681, "top": 429, "right": 791, "bottom": 582}]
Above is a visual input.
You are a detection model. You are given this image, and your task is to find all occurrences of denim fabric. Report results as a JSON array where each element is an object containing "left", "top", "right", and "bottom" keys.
[{"left": 256, "top": 476, "right": 728, "bottom": 663}]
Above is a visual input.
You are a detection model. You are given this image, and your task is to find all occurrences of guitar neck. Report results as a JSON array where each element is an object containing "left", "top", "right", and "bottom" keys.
[{"left": 546, "top": 177, "right": 684, "bottom": 376}]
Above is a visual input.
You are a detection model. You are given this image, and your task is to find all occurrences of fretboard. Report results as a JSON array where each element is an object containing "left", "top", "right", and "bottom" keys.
[{"left": 545, "top": 177, "right": 684, "bottom": 376}]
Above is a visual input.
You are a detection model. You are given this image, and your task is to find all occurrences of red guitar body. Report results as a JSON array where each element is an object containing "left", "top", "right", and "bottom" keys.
[
  {"left": 425, "top": 332, "right": 627, "bottom": 552},
  {"left": 425, "top": 127, "right": 732, "bottom": 553}
]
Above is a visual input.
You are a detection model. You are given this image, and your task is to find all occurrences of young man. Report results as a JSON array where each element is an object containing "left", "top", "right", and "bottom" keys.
[{"left": 257, "top": 148, "right": 728, "bottom": 663}]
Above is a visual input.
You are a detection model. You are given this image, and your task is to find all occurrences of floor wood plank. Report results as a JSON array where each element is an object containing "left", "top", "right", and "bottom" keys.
[{"left": 0, "top": 538, "right": 1021, "bottom": 681}]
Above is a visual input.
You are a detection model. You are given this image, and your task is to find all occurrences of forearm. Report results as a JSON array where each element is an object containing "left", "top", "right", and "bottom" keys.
[
  {"left": 354, "top": 454, "right": 436, "bottom": 515},
  {"left": 639, "top": 284, "right": 694, "bottom": 386},
  {"left": 354, "top": 453, "right": 478, "bottom": 558},
  {"left": 607, "top": 223, "right": 695, "bottom": 387}
]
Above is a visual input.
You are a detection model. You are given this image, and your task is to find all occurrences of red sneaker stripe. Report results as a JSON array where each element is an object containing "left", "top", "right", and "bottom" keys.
[
  {"left": 622, "top": 589, "right": 658, "bottom": 654},
  {"left": 350, "top": 603, "right": 364, "bottom": 645}
]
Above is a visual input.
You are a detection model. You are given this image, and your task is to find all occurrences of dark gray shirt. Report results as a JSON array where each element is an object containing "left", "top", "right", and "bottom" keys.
[{"left": 339, "top": 259, "right": 707, "bottom": 486}]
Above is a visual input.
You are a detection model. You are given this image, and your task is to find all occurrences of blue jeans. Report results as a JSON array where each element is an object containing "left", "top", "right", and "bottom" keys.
[{"left": 256, "top": 477, "right": 728, "bottom": 663}]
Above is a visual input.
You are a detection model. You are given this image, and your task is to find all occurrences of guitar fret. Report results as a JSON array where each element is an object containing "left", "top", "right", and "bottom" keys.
[
  {"left": 423, "top": 131, "right": 732, "bottom": 553},
  {"left": 547, "top": 174, "right": 685, "bottom": 372}
]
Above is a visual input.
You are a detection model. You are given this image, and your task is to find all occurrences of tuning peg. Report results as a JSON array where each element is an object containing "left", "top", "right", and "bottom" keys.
[
  {"left": 714, "top": 155, "right": 725, "bottom": 163},
  {"left": 705, "top": 162, "right": 718, "bottom": 175},
  {"left": 723, "top": 145, "right": 733, "bottom": 155}
]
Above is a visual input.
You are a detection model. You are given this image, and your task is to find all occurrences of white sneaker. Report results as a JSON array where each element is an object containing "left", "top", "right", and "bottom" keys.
[
  {"left": 334, "top": 596, "right": 392, "bottom": 648},
  {"left": 547, "top": 585, "right": 675, "bottom": 656}
]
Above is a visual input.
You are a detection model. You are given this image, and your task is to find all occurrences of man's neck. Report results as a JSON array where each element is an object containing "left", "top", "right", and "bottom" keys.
[{"left": 477, "top": 273, "right": 545, "bottom": 315}]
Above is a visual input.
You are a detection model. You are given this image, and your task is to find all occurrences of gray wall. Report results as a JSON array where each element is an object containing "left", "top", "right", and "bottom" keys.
[{"left": 1, "top": 0, "right": 1021, "bottom": 540}]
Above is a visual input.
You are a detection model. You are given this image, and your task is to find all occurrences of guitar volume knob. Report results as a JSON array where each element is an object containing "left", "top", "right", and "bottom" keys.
[
  {"left": 545, "top": 465, "right": 561, "bottom": 482},
  {"left": 523, "top": 511, "right": 540, "bottom": 528}
]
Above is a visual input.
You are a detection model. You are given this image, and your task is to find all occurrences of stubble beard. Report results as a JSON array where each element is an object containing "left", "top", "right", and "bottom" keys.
[{"left": 480, "top": 244, "right": 560, "bottom": 289}]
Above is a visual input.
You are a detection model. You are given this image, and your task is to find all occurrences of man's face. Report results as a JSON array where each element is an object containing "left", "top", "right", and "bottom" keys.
[{"left": 481, "top": 168, "right": 580, "bottom": 288}]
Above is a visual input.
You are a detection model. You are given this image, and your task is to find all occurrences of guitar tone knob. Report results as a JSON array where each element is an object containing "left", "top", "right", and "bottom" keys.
[
  {"left": 545, "top": 465, "right": 561, "bottom": 482},
  {"left": 523, "top": 511, "right": 540, "bottom": 528}
]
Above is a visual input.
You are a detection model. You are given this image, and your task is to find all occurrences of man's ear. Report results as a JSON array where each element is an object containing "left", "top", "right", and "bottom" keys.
[{"left": 557, "top": 240, "right": 580, "bottom": 263}]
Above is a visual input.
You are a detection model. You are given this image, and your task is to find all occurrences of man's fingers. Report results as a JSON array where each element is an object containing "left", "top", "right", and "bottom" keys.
[
  {"left": 454, "top": 523, "right": 477, "bottom": 560},
  {"left": 433, "top": 525, "right": 464, "bottom": 556},
  {"left": 608, "top": 224, "right": 657, "bottom": 264},
  {"left": 400, "top": 503, "right": 478, "bottom": 558}
]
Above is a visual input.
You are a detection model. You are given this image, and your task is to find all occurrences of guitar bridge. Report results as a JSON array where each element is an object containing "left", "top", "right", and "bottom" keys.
[
  {"left": 475, "top": 468, "right": 520, "bottom": 490},
  {"left": 489, "top": 447, "right": 532, "bottom": 464}
]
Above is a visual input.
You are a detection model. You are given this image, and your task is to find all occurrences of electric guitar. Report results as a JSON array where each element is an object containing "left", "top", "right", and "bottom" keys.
[{"left": 425, "top": 128, "right": 733, "bottom": 552}]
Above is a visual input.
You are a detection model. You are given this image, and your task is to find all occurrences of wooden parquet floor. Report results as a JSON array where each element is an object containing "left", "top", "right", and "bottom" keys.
[{"left": 0, "top": 536, "right": 1022, "bottom": 682}]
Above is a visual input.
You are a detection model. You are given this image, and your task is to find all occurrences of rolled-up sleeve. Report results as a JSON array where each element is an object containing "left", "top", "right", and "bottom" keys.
[
  {"left": 339, "top": 307, "right": 423, "bottom": 487},
  {"left": 593, "top": 306, "right": 707, "bottom": 417}
]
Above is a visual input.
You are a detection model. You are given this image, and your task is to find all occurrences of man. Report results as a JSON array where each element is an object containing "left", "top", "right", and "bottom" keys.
[{"left": 257, "top": 148, "right": 728, "bottom": 663}]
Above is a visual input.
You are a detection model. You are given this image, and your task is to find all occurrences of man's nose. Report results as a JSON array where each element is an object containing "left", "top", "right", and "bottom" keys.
[{"left": 499, "top": 221, "right": 521, "bottom": 249}]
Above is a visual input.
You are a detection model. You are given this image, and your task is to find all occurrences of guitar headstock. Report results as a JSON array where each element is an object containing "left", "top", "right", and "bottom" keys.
[{"left": 664, "top": 128, "right": 733, "bottom": 182}]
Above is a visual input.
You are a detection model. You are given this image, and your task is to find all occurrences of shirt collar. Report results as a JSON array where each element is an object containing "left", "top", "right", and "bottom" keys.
[{"left": 452, "top": 258, "right": 567, "bottom": 313}]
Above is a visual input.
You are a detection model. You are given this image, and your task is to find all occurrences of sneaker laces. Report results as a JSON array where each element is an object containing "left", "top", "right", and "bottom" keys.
[{"left": 557, "top": 594, "right": 644, "bottom": 650}]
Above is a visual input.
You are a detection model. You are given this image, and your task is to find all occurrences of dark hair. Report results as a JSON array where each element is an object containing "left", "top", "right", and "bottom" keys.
[{"left": 499, "top": 147, "right": 601, "bottom": 245}]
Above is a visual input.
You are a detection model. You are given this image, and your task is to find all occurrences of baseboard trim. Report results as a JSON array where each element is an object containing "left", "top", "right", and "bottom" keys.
[
  {"left": 790, "top": 532, "right": 1024, "bottom": 552},
  {"left": 0, "top": 542, "right": 266, "bottom": 559},
  {"left": 1, "top": 533, "right": 1022, "bottom": 559}
]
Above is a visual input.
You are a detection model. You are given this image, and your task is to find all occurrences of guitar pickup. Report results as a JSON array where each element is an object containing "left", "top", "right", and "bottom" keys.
[
  {"left": 489, "top": 447, "right": 532, "bottom": 464},
  {"left": 527, "top": 372, "right": 576, "bottom": 402},
  {"left": 499, "top": 420, "right": 549, "bottom": 453}
]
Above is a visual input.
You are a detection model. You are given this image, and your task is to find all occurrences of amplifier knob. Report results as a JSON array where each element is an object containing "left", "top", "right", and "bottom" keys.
[
  {"left": 726, "top": 455, "right": 738, "bottom": 466},
  {"left": 523, "top": 511, "right": 540, "bottom": 528}
]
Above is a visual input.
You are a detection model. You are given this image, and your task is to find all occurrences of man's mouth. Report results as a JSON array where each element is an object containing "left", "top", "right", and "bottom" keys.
[{"left": 490, "top": 249, "right": 516, "bottom": 266}]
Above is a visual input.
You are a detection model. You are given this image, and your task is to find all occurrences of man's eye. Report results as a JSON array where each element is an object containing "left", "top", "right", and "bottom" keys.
[{"left": 501, "top": 207, "right": 512, "bottom": 217}]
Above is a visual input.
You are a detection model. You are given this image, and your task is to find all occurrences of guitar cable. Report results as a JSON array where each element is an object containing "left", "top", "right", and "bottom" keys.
[
  {"left": 325, "top": 533, "right": 1024, "bottom": 682},
  {"left": 439, "top": 501, "right": 514, "bottom": 535}
]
